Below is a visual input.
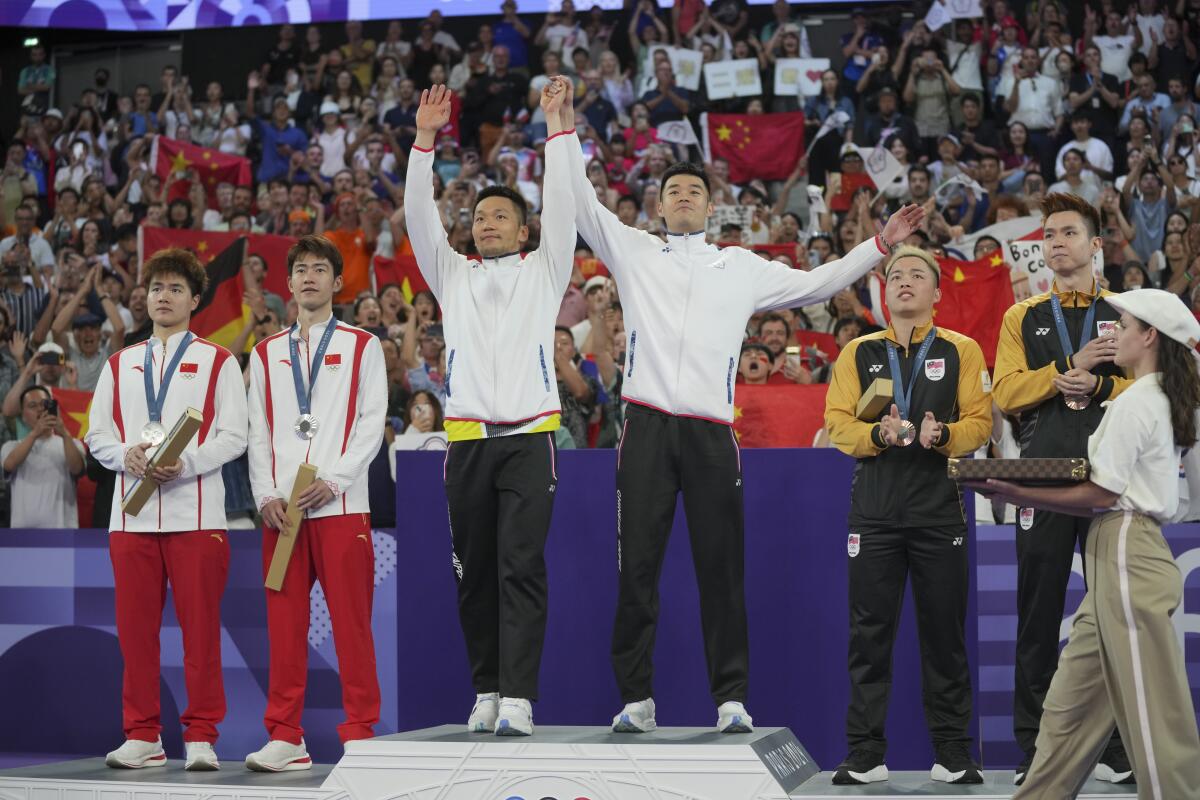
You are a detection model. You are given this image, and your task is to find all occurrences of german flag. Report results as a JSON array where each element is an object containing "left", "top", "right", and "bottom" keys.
[
  {"left": 140, "top": 227, "right": 250, "bottom": 349},
  {"left": 51, "top": 387, "right": 94, "bottom": 439}
]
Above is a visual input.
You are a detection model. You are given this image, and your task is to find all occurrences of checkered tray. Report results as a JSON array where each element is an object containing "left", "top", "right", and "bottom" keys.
[{"left": 947, "top": 457, "right": 1089, "bottom": 484}]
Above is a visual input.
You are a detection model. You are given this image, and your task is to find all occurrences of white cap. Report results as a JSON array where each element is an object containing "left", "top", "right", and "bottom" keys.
[
  {"left": 44, "top": 108, "right": 63, "bottom": 120},
  {"left": 583, "top": 275, "right": 609, "bottom": 293},
  {"left": 1106, "top": 288, "right": 1200, "bottom": 356},
  {"left": 36, "top": 342, "right": 64, "bottom": 355},
  {"left": 319, "top": 101, "right": 341, "bottom": 117}
]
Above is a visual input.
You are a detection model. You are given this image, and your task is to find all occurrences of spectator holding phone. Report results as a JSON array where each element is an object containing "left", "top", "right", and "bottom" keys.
[{"left": 1, "top": 385, "right": 84, "bottom": 527}]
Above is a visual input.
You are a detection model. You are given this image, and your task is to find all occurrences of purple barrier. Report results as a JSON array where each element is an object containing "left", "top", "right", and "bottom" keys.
[{"left": 395, "top": 448, "right": 980, "bottom": 771}]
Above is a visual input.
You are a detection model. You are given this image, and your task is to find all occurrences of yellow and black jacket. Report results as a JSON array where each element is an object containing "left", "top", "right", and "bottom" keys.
[
  {"left": 826, "top": 322, "right": 993, "bottom": 529},
  {"left": 992, "top": 283, "right": 1131, "bottom": 458}
]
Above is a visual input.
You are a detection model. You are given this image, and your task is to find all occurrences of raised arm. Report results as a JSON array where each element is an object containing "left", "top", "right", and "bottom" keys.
[
  {"left": 751, "top": 204, "right": 924, "bottom": 311},
  {"left": 404, "top": 84, "right": 467, "bottom": 299},
  {"left": 539, "top": 75, "right": 581, "bottom": 294},
  {"left": 560, "top": 87, "right": 643, "bottom": 277}
]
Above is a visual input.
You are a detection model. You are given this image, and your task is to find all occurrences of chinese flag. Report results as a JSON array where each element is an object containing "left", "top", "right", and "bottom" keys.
[
  {"left": 140, "top": 227, "right": 249, "bottom": 348},
  {"left": 934, "top": 251, "right": 1016, "bottom": 367},
  {"left": 374, "top": 254, "right": 429, "bottom": 302},
  {"left": 575, "top": 255, "right": 610, "bottom": 281},
  {"left": 51, "top": 387, "right": 94, "bottom": 439},
  {"left": 151, "top": 136, "right": 252, "bottom": 205},
  {"left": 732, "top": 384, "right": 829, "bottom": 447},
  {"left": 707, "top": 112, "right": 805, "bottom": 184}
]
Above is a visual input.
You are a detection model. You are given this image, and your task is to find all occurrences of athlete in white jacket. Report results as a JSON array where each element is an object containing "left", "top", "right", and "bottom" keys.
[
  {"left": 558, "top": 87, "right": 925, "bottom": 734},
  {"left": 245, "top": 235, "right": 386, "bottom": 772},
  {"left": 405, "top": 81, "right": 576, "bottom": 737},
  {"left": 86, "top": 248, "right": 248, "bottom": 772}
]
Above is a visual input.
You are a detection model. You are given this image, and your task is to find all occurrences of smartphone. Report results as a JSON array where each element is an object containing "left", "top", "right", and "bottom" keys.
[
  {"left": 1143, "top": 135, "right": 1154, "bottom": 148},
  {"left": 43, "top": 398, "right": 58, "bottom": 416},
  {"left": 785, "top": 345, "right": 802, "bottom": 371},
  {"left": 38, "top": 352, "right": 63, "bottom": 366}
]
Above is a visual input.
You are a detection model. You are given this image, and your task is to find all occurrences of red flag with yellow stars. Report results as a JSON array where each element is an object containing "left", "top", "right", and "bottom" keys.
[
  {"left": 934, "top": 250, "right": 1015, "bottom": 368},
  {"left": 707, "top": 112, "right": 806, "bottom": 184},
  {"left": 140, "top": 227, "right": 250, "bottom": 348},
  {"left": 51, "top": 387, "right": 94, "bottom": 439},
  {"left": 732, "top": 384, "right": 829, "bottom": 447},
  {"left": 151, "top": 136, "right": 252, "bottom": 205}
]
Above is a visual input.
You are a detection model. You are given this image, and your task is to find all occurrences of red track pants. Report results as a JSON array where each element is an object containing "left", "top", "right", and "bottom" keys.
[
  {"left": 261, "top": 512, "right": 380, "bottom": 744},
  {"left": 109, "top": 530, "right": 230, "bottom": 744}
]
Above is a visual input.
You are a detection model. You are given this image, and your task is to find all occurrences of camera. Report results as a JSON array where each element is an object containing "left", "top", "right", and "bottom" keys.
[{"left": 37, "top": 352, "right": 64, "bottom": 366}]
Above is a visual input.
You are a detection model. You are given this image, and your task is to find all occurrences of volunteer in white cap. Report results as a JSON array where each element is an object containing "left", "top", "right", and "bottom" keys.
[{"left": 970, "top": 288, "right": 1200, "bottom": 799}]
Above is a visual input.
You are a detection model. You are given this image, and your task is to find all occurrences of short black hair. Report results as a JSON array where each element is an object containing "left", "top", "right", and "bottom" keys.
[
  {"left": 474, "top": 184, "right": 528, "bottom": 225},
  {"left": 287, "top": 234, "right": 344, "bottom": 276},
  {"left": 20, "top": 385, "right": 51, "bottom": 409},
  {"left": 554, "top": 325, "right": 573, "bottom": 338},
  {"left": 115, "top": 223, "right": 138, "bottom": 242},
  {"left": 143, "top": 247, "right": 209, "bottom": 297},
  {"left": 908, "top": 164, "right": 932, "bottom": 181},
  {"left": 616, "top": 193, "right": 639, "bottom": 210},
  {"left": 833, "top": 316, "right": 866, "bottom": 339},
  {"left": 660, "top": 161, "right": 711, "bottom": 197}
]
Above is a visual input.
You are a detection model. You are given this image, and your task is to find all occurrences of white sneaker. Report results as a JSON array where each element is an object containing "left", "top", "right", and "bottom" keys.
[
  {"left": 244, "top": 739, "right": 312, "bottom": 772},
  {"left": 495, "top": 697, "right": 533, "bottom": 736},
  {"left": 105, "top": 738, "right": 167, "bottom": 769},
  {"left": 467, "top": 692, "right": 499, "bottom": 733},
  {"left": 716, "top": 701, "right": 754, "bottom": 733},
  {"left": 184, "top": 741, "right": 220, "bottom": 771},
  {"left": 612, "top": 698, "right": 657, "bottom": 733}
]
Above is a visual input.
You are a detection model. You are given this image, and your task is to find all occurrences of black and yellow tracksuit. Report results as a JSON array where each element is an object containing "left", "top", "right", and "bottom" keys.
[
  {"left": 992, "top": 282, "right": 1132, "bottom": 758},
  {"left": 825, "top": 321, "right": 992, "bottom": 756}
]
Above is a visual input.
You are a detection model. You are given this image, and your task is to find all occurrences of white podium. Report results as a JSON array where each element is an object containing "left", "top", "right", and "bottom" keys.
[{"left": 321, "top": 725, "right": 819, "bottom": 800}]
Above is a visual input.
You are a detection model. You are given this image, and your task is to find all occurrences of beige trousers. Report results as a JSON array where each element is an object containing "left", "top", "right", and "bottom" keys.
[{"left": 1014, "top": 510, "right": 1200, "bottom": 799}]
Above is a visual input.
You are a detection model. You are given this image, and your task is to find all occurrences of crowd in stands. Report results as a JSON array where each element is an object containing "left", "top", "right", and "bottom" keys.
[{"left": 1, "top": 0, "right": 1199, "bottom": 528}]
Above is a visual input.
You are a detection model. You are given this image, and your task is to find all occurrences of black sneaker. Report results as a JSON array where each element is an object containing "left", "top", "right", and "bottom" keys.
[
  {"left": 1096, "top": 741, "right": 1135, "bottom": 784},
  {"left": 1015, "top": 749, "right": 1035, "bottom": 786},
  {"left": 831, "top": 748, "right": 888, "bottom": 785},
  {"left": 931, "top": 741, "right": 984, "bottom": 784}
]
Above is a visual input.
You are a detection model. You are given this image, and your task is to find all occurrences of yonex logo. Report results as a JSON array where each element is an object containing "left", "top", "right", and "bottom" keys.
[
  {"left": 953, "top": 537, "right": 964, "bottom": 546},
  {"left": 868, "top": 364, "right": 883, "bottom": 373},
  {"left": 1036, "top": 328, "right": 1050, "bottom": 336}
]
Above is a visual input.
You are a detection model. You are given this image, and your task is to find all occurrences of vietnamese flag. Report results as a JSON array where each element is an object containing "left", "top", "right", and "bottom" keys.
[
  {"left": 706, "top": 112, "right": 805, "bottom": 183},
  {"left": 51, "top": 387, "right": 94, "bottom": 439},
  {"left": 934, "top": 250, "right": 1016, "bottom": 367},
  {"left": 151, "top": 136, "right": 252, "bottom": 205},
  {"left": 732, "top": 384, "right": 829, "bottom": 447},
  {"left": 374, "top": 254, "right": 430, "bottom": 302}
]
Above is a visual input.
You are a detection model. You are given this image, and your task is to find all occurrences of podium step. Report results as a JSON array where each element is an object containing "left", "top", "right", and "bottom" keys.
[{"left": 323, "top": 725, "right": 817, "bottom": 799}]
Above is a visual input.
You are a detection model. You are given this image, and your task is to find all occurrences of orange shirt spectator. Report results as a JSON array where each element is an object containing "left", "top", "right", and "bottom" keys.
[{"left": 325, "top": 226, "right": 372, "bottom": 304}]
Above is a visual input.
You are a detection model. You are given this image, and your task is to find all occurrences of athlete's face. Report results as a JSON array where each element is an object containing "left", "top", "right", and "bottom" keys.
[
  {"left": 658, "top": 174, "right": 713, "bottom": 234},
  {"left": 1043, "top": 211, "right": 1101, "bottom": 277},
  {"left": 884, "top": 256, "right": 940, "bottom": 317},
  {"left": 148, "top": 272, "right": 199, "bottom": 329},
  {"left": 472, "top": 195, "right": 529, "bottom": 258},
  {"left": 288, "top": 252, "right": 343, "bottom": 311}
]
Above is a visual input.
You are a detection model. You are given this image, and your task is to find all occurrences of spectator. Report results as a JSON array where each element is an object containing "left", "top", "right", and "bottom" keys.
[
  {"left": 1152, "top": 16, "right": 1196, "bottom": 87},
  {"left": 1, "top": 248, "right": 52, "bottom": 341},
  {"left": 1069, "top": 44, "right": 1123, "bottom": 143},
  {"left": 1159, "top": 77, "right": 1199, "bottom": 140},
  {"left": 1119, "top": 73, "right": 1171, "bottom": 135},
  {"left": 18, "top": 45, "right": 55, "bottom": 116},
  {"left": 804, "top": 70, "right": 856, "bottom": 185},
  {"left": 1, "top": 385, "right": 84, "bottom": 527},
  {"left": 341, "top": 21, "right": 377, "bottom": 91},
  {"left": 244, "top": 72, "right": 309, "bottom": 184},
  {"left": 1124, "top": 141, "right": 1177, "bottom": 262},
  {"left": 737, "top": 341, "right": 772, "bottom": 385},
  {"left": 1054, "top": 111, "right": 1115, "bottom": 180},
  {"left": 955, "top": 93, "right": 1001, "bottom": 163},
  {"left": 1087, "top": 9, "right": 1141, "bottom": 83},
  {"left": 639, "top": 62, "right": 691, "bottom": 127},
  {"left": 493, "top": 0, "right": 533, "bottom": 70},
  {"left": 2, "top": 143, "right": 38, "bottom": 227},
  {"left": 857, "top": 87, "right": 919, "bottom": 154},
  {"left": 322, "top": 193, "right": 374, "bottom": 306},
  {"left": 49, "top": 266, "right": 124, "bottom": 392},
  {"left": 377, "top": 20, "right": 414, "bottom": 73},
  {"left": 1048, "top": 148, "right": 1103, "bottom": 205},
  {"left": 537, "top": 0, "right": 590, "bottom": 57},
  {"left": 839, "top": 9, "right": 883, "bottom": 98},
  {"left": 463, "top": 45, "right": 527, "bottom": 154},
  {"left": 946, "top": 19, "right": 985, "bottom": 101},
  {"left": 1, "top": 205, "right": 55, "bottom": 275},
  {"left": 553, "top": 325, "right": 599, "bottom": 448}
]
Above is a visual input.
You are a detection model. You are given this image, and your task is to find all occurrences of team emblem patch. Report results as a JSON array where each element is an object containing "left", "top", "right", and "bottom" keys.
[
  {"left": 179, "top": 363, "right": 198, "bottom": 380},
  {"left": 1019, "top": 507, "right": 1034, "bottom": 530},
  {"left": 1097, "top": 320, "right": 1117, "bottom": 338},
  {"left": 925, "top": 358, "right": 945, "bottom": 381},
  {"left": 325, "top": 353, "right": 341, "bottom": 371},
  {"left": 847, "top": 533, "right": 860, "bottom": 557}
]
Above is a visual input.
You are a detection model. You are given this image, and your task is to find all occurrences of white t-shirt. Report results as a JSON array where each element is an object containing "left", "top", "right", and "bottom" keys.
[
  {"left": 2, "top": 435, "right": 84, "bottom": 528},
  {"left": 1135, "top": 13, "right": 1165, "bottom": 57},
  {"left": 1055, "top": 137, "right": 1115, "bottom": 178},
  {"left": 1089, "top": 372, "right": 1185, "bottom": 522},
  {"left": 544, "top": 23, "right": 589, "bottom": 56},
  {"left": 946, "top": 41, "right": 983, "bottom": 92},
  {"left": 216, "top": 123, "right": 251, "bottom": 156},
  {"left": 1093, "top": 34, "right": 1136, "bottom": 82},
  {"left": 317, "top": 128, "right": 349, "bottom": 178},
  {"left": 1048, "top": 172, "right": 1103, "bottom": 206},
  {"left": 1009, "top": 75, "right": 1062, "bottom": 131}
]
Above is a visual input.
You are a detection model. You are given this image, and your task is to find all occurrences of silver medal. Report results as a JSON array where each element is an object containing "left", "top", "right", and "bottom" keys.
[
  {"left": 141, "top": 421, "right": 166, "bottom": 447},
  {"left": 294, "top": 414, "right": 319, "bottom": 440}
]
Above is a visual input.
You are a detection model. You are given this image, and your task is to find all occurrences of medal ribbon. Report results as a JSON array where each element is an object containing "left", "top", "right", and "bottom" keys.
[
  {"left": 885, "top": 327, "right": 937, "bottom": 423},
  {"left": 289, "top": 318, "right": 338, "bottom": 418},
  {"left": 143, "top": 332, "right": 194, "bottom": 424},
  {"left": 1050, "top": 292, "right": 1099, "bottom": 364}
]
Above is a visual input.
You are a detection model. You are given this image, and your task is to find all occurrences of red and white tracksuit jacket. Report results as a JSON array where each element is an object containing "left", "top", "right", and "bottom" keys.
[
  {"left": 247, "top": 315, "right": 386, "bottom": 516},
  {"left": 86, "top": 331, "right": 249, "bottom": 532}
]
